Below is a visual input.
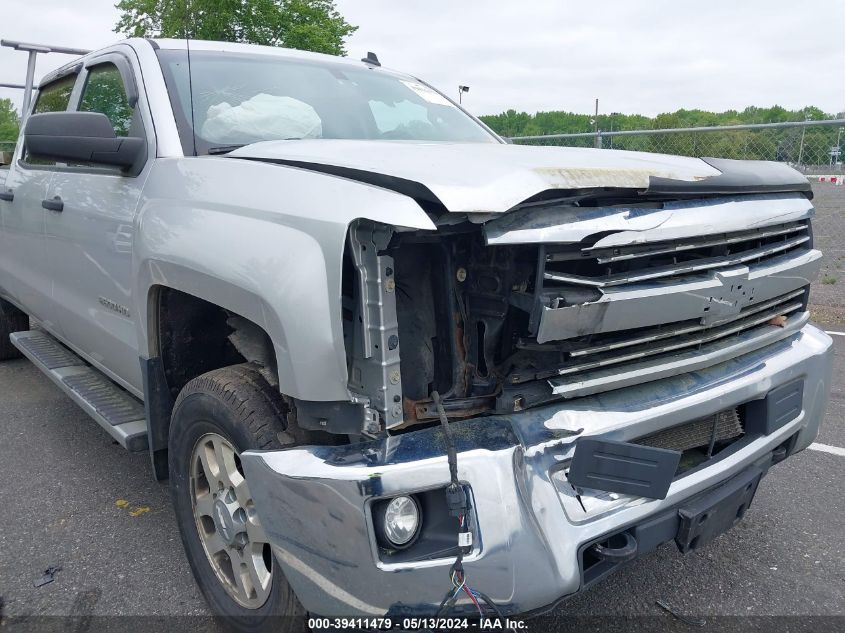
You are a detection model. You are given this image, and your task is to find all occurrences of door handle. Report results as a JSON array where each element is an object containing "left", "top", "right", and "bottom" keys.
[
  {"left": 42, "top": 196, "right": 64, "bottom": 212},
  {"left": 0, "top": 189, "right": 12, "bottom": 202}
]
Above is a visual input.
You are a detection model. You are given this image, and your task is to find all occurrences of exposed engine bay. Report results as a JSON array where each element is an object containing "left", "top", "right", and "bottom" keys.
[{"left": 335, "top": 190, "right": 817, "bottom": 436}]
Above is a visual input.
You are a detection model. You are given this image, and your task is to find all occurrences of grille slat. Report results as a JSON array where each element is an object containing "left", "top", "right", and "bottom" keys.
[
  {"left": 542, "top": 220, "right": 811, "bottom": 289},
  {"left": 554, "top": 302, "right": 801, "bottom": 376},
  {"left": 544, "top": 234, "right": 809, "bottom": 287},
  {"left": 568, "top": 288, "right": 806, "bottom": 358},
  {"left": 510, "top": 289, "right": 805, "bottom": 385},
  {"left": 586, "top": 223, "right": 808, "bottom": 265}
]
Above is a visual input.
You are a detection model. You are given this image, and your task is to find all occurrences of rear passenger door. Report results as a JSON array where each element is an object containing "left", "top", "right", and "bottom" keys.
[
  {"left": 0, "top": 73, "right": 77, "bottom": 328},
  {"left": 44, "top": 52, "right": 152, "bottom": 394}
]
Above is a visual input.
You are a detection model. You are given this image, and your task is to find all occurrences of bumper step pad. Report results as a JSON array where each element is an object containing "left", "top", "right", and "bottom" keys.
[{"left": 10, "top": 330, "right": 147, "bottom": 451}]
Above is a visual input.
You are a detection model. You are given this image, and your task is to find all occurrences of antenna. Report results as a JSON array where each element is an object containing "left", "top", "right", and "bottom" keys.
[
  {"left": 184, "top": 0, "right": 198, "bottom": 156},
  {"left": 361, "top": 52, "right": 380, "bottom": 67}
]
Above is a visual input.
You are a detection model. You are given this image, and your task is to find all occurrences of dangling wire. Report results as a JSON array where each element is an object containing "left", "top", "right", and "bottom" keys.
[{"left": 430, "top": 392, "right": 517, "bottom": 631}]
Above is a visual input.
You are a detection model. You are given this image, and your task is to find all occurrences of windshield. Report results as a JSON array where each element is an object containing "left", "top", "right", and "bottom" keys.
[{"left": 155, "top": 50, "right": 498, "bottom": 155}]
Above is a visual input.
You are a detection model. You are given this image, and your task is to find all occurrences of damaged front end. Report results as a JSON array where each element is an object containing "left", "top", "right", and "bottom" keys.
[
  {"left": 240, "top": 168, "right": 833, "bottom": 617},
  {"left": 336, "top": 190, "right": 819, "bottom": 434}
]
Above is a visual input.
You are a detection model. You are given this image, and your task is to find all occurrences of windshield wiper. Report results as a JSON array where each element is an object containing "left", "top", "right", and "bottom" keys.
[
  {"left": 207, "top": 139, "right": 305, "bottom": 155},
  {"left": 207, "top": 144, "right": 246, "bottom": 155}
]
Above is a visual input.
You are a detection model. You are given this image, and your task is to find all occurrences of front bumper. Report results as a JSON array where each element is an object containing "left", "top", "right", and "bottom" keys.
[{"left": 241, "top": 324, "right": 833, "bottom": 617}]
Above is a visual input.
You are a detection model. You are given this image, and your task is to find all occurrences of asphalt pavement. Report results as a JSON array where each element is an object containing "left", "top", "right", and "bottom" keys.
[{"left": 0, "top": 326, "right": 843, "bottom": 630}]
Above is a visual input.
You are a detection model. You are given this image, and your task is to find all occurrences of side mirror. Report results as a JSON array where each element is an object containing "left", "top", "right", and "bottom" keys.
[{"left": 24, "top": 112, "right": 145, "bottom": 170}]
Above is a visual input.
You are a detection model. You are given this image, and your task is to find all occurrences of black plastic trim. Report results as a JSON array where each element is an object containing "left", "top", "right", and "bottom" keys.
[
  {"left": 572, "top": 451, "right": 775, "bottom": 599},
  {"left": 235, "top": 157, "right": 447, "bottom": 210},
  {"left": 38, "top": 62, "right": 83, "bottom": 89},
  {"left": 647, "top": 157, "right": 812, "bottom": 198},
  {"left": 24, "top": 112, "right": 146, "bottom": 170},
  {"left": 41, "top": 196, "right": 63, "bottom": 212},
  {"left": 675, "top": 462, "right": 765, "bottom": 553},
  {"left": 745, "top": 378, "right": 804, "bottom": 436},
  {"left": 295, "top": 399, "right": 367, "bottom": 434},
  {"left": 590, "top": 531, "right": 638, "bottom": 563},
  {"left": 567, "top": 438, "right": 682, "bottom": 500},
  {"left": 140, "top": 356, "right": 174, "bottom": 481},
  {"left": 361, "top": 51, "right": 381, "bottom": 67}
]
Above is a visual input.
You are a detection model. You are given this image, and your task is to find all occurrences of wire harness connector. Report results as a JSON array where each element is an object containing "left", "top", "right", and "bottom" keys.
[{"left": 431, "top": 392, "right": 511, "bottom": 627}]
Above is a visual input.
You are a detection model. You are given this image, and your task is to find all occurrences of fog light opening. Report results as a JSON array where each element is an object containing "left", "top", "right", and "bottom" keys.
[{"left": 383, "top": 495, "right": 421, "bottom": 547}]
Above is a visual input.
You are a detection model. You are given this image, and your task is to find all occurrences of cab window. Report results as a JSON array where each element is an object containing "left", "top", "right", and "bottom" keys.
[
  {"left": 78, "top": 63, "right": 134, "bottom": 137},
  {"left": 33, "top": 74, "right": 76, "bottom": 114},
  {"left": 24, "top": 74, "right": 78, "bottom": 164}
]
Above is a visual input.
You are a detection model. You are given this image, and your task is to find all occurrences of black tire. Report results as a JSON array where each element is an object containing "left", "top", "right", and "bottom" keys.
[
  {"left": 169, "top": 363, "right": 306, "bottom": 633},
  {"left": 0, "top": 299, "right": 29, "bottom": 360}
]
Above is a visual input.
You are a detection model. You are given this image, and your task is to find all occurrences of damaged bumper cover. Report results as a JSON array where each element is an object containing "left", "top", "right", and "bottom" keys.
[{"left": 241, "top": 324, "right": 832, "bottom": 617}]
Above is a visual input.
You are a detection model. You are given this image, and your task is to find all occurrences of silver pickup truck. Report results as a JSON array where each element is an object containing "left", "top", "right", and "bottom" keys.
[{"left": 0, "top": 38, "right": 834, "bottom": 629}]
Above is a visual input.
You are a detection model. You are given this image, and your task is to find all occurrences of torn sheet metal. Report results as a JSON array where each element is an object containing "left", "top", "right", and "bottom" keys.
[
  {"left": 229, "top": 140, "right": 721, "bottom": 213},
  {"left": 485, "top": 193, "right": 815, "bottom": 246}
]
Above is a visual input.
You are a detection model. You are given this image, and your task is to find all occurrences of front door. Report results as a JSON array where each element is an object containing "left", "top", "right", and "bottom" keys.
[{"left": 44, "top": 54, "right": 152, "bottom": 394}]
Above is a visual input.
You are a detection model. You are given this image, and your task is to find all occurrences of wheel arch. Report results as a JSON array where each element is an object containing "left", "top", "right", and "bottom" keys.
[{"left": 140, "top": 274, "right": 297, "bottom": 481}]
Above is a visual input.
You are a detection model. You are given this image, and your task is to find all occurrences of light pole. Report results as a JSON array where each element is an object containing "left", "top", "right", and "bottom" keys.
[{"left": 458, "top": 85, "right": 469, "bottom": 105}]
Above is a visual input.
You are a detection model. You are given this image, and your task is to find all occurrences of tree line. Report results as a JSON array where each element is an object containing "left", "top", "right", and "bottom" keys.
[
  {"left": 480, "top": 106, "right": 844, "bottom": 165},
  {"left": 479, "top": 105, "right": 843, "bottom": 138}
]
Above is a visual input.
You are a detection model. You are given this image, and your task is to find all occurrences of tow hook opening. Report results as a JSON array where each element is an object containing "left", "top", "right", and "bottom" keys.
[
  {"left": 582, "top": 529, "right": 639, "bottom": 587},
  {"left": 590, "top": 531, "right": 638, "bottom": 563}
]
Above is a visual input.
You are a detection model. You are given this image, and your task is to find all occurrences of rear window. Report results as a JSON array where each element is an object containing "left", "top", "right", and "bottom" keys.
[
  {"left": 25, "top": 74, "right": 78, "bottom": 165},
  {"left": 33, "top": 74, "right": 77, "bottom": 114}
]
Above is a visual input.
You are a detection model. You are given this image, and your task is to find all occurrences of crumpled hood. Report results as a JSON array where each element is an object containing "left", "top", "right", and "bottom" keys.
[{"left": 228, "top": 140, "right": 808, "bottom": 213}]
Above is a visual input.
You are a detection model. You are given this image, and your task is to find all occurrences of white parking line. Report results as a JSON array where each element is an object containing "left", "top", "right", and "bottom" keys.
[
  {"left": 824, "top": 331, "right": 845, "bottom": 336},
  {"left": 808, "top": 443, "right": 845, "bottom": 457}
]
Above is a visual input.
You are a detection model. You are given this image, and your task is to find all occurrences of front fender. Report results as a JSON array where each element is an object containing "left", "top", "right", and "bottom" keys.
[{"left": 133, "top": 157, "right": 435, "bottom": 402}]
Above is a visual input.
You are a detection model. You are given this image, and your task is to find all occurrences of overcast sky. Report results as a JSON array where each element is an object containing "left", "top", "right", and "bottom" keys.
[{"left": 1, "top": 0, "right": 842, "bottom": 119}]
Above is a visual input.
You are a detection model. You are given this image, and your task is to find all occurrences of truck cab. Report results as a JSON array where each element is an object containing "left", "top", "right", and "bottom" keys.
[{"left": 0, "top": 38, "right": 833, "bottom": 630}]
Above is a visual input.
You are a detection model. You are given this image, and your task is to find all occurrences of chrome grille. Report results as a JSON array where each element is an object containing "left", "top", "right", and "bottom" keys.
[
  {"left": 543, "top": 221, "right": 810, "bottom": 288},
  {"left": 510, "top": 288, "right": 806, "bottom": 385}
]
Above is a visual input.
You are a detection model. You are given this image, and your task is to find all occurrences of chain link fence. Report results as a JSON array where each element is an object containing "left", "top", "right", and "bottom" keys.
[
  {"left": 511, "top": 119, "right": 845, "bottom": 174},
  {"left": 806, "top": 185, "right": 845, "bottom": 320},
  {"left": 511, "top": 120, "right": 845, "bottom": 321}
]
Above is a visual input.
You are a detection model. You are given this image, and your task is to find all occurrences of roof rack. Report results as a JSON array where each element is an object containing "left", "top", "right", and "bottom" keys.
[{"left": 0, "top": 39, "right": 91, "bottom": 121}]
